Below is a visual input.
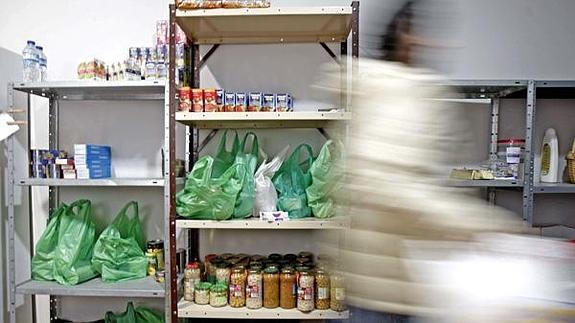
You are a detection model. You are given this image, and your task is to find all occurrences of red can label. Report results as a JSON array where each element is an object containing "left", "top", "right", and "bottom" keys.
[
  {"left": 178, "top": 87, "right": 191, "bottom": 112},
  {"left": 204, "top": 89, "right": 217, "bottom": 112},
  {"left": 191, "top": 89, "right": 203, "bottom": 112}
]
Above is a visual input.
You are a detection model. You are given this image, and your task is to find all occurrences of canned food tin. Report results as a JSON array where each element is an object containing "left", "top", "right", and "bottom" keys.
[
  {"left": 32, "top": 164, "right": 45, "bottom": 178},
  {"left": 235, "top": 93, "right": 247, "bottom": 112},
  {"left": 178, "top": 87, "right": 191, "bottom": 111},
  {"left": 192, "top": 89, "right": 204, "bottom": 112},
  {"left": 248, "top": 92, "right": 262, "bottom": 112},
  {"left": 262, "top": 93, "right": 275, "bottom": 112},
  {"left": 47, "top": 164, "right": 61, "bottom": 179},
  {"left": 215, "top": 89, "right": 225, "bottom": 112},
  {"left": 155, "top": 269, "right": 165, "bottom": 283},
  {"left": 203, "top": 89, "right": 217, "bottom": 112},
  {"left": 224, "top": 92, "right": 236, "bottom": 112},
  {"left": 146, "top": 251, "right": 158, "bottom": 276},
  {"left": 147, "top": 240, "right": 165, "bottom": 270}
]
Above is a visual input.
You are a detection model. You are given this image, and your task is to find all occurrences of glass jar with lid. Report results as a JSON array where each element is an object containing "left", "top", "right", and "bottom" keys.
[
  {"left": 215, "top": 261, "right": 231, "bottom": 284},
  {"left": 280, "top": 267, "right": 297, "bottom": 309},
  {"left": 330, "top": 272, "right": 346, "bottom": 312},
  {"left": 210, "top": 283, "right": 228, "bottom": 307},
  {"left": 246, "top": 268, "right": 263, "bottom": 309},
  {"left": 229, "top": 266, "right": 247, "bottom": 307},
  {"left": 184, "top": 262, "right": 202, "bottom": 302},
  {"left": 315, "top": 269, "right": 330, "bottom": 310},
  {"left": 263, "top": 265, "right": 280, "bottom": 308},
  {"left": 194, "top": 282, "right": 211, "bottom": 305},
  {"left": 297, "top": 269, "right": 314, "bottom": 312}
]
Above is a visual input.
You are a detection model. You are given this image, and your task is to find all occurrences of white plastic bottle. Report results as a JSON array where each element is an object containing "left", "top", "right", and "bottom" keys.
[
  {"left": 540, "top": 128, "right": 559, "bottom": 183},
  {"left": 36, "top": 45, "right": 47, "bottom": 82},
  {"left": 22, "top": 40, "right": 39, "bottom": 82}
]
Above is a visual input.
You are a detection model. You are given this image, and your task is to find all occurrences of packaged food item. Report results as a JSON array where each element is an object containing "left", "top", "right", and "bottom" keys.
[
  {"left": 156, "top": 20, "right": 168, "bottom": 46},
  {"left": 177, "top": 0, "right": 223, "bottom": 9},
  {"left": 330, "top": 272, "right": 346, "bottom": 312},
  {"left": 246, "top": 268, "right": 263, "bottom": 309},
  {"left": 280, "top": 267, "right": 297, "bottom": 309},
  {"left": 155, "top": 269, "right": 165, "bottom": 283},
  {"left": 229, "top": 267, "right": 247, "bottom": 307},
  {"left": 235, "top": 93, "right": 247, "bottom": 112},
  {"left": 215, "top": 261, "right": 231, "bottom": 284},
  {"left": 287, "top": 94, "right": 294, "bottom": 111},
  {"left": 147, "top": 240, "right": 165, "bottom": 270},
  {"left": 210, "top": 283, "right": 228, "bottom": 307},
  {"left": 247, "top": 0, "right": 270, "bottom": 8},
  {"left": 222, "top": 0, "right": 247, "bottom": 8},
  {"left": 146, "top": 251, "right": 158, "bottom": 276},
  {"left": 195, "top": 282, "right": 211, "bottom": 305},
  {"left": 224, "top": 92, "right": 236, "bottom": 112},
  {"left": 192, "top": 89, "right": 204, "bottom": 112},
  {"left": 275, "top": 94, "right": 290, "bottom": 112},
  {"left": 78, "top": 59, "right": 107, "bottom": 80},
  {"left": 315, "top": 269, "right": 330, "bottom": 310},
  {"left": 176, "top": 24, "right": 188, "bottom": 45},
  {"left": 216, "top": 89, "right": 225, "bottom": 111},
  {"left": 205, "top": 254, "right": 217, "bottom": 281},
  {"left": 297, "top": 269, "right": 314, "bottom": 312},
  {"left": 184, "top": 262, "right": 202, "bottom": 301},
  {"left": 178, "top": 87, "right": 191, "bottom": 111},
  {"left": 204, "top": 89, "right": 218, "bottom": 112},
  {"left": 263, "top": 265, "right": 280, "bottom": 308},
  {"left": 262, "top": 93, "right": 275, "bottom": 112},
  {"left": 248, "top": 92, "right": 262, "bottom": 112}
]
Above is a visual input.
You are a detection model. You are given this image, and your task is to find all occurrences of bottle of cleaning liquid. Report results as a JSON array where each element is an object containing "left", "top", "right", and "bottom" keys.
[{"left": 540, "top": 128, "right": 559, "bottom": 183}]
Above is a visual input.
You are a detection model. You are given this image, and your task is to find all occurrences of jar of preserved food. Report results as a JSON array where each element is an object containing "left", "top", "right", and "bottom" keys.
[
  {"left": 315, "top": 269, "right": 330, "bottom": 310},
  {"left": 210, "top": 283, "right": 228, "bottom": 307},
  {"left": 215, "top": 261, "right": 231, "bottom": 284},
  {"left": 229, "top": 267, "right": 247, "bottom": 307},
  {"left": 184, "top": 262, "right": 202, "bottom": 302},
  {"left": 268, "top": 253, "right": 282, "bottom": 262},
  {"left": 297, "top": 270, "right": 314, "bottom": 312},
  {"left": 263, "top": 265, "right": 280, "bottom": 308},
  {"left": 280, "top": 267, "right": 297, "bottom": 309},
  {"left": 330, "top": 272, "right": 346, "bottom": 312},
  {"left": 298, "top": 251, "right": 314, "bottom": 261},
  {"left": 283, "top": 254, "right": 297, "bottom": 262},
  {"left": 194, "top": 282, "right": 211, "bottom": 305},
  {"left": 246, "top": 268, "right": 262, "bottom": 309},
  {"left": 209, "top": 258, "right": 222, "bottom": 283},
  {"left": 204, "top": 254, "right": 217, "bottom": 281}
]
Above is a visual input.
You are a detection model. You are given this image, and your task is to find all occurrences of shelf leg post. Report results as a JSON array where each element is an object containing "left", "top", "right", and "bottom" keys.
[
  {"left": 166, "top": 4, "right": 178, "bottom": 323},
  {"left": 48, "top": 94, "right": 59, "bottom": 322},
  {"left": 523, "top": 80, "right": 536, "bottom": 224},
  {"left": 7, "top": 83, "right": 17, "bottom": 323}
]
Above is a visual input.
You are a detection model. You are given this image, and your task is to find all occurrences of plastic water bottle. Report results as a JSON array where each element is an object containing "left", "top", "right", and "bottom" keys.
[
  {"left": 36, "top": 45, "right": 47, "bottom": 82},
  {"left": 22, "top": 40, "right": 39, "bottom": 82}
]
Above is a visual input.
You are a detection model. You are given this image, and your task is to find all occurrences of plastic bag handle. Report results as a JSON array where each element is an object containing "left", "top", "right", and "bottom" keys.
[
  {"left": 217, "top": 129, "right": 239, "bottom": 155},
  {"left": 240, "top": 132, "right": 259, "bottom": 156},
  {"left": 291, "top": 143, "right": 314, "bottom": 171},
  {"left": 117, "top": 201, "right": 139, "bottom": 219},
  {"left": 67, "top": 199, "right": 91, "bottom": 217}
]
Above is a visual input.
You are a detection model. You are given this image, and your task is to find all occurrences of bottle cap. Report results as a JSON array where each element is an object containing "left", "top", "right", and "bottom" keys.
[
  {"left": 27, "top": 40, "right": 35, "bottom": 45},
  {"left": 36, "top": 46, "right": 43, "bottom": 51}
]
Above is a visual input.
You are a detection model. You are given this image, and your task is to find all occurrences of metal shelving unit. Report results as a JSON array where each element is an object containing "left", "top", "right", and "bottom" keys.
[
  {"left": 166, "top": 2, "right": 359, "bottom": 321},
  {"left": 6, "top": 80, "right": 171, "bottom": 323}
]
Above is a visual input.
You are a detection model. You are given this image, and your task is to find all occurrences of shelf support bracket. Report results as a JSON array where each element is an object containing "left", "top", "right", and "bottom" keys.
[
  {"left": 199, "top": 44, "right": 220, "bottom": 69},
  {"left": 198, "top": 129, "right": 219, "bottom": 152},
  {"left": 319, "top": 42, "right": 340, "bottom": 65},
  {"left": 317, "top": 128, "right": 331, "bottom": 140}
]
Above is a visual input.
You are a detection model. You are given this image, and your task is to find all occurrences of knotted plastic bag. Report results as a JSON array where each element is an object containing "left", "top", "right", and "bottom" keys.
[
  {"left": 176, "top": 155, "right": 246, "bottom": 220},
  {"left": 32, "top": 199, "right": 99, "bottom": 285},
  {"left": 233, "top": 132, "right": 259, "bottom": 218},
  {"left": 92, "top": 201, "right": 147, "bottom": 282},
  {"left": 272, "top": 144, "right": 315, "bottom": 218},
  {"left": 104, "top": 302, "right": 163, "bottom": 323},
  {"left": 306, "top": 140, "right": 344, "bottom": 218},
  {"left": 212, "top": 129, "right": 240, "bottom": 178},
  {"left": 253, "top": 145, "right": 290, "bottom": 216}
]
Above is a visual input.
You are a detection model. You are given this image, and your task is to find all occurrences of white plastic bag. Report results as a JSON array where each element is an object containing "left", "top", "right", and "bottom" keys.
[{"left": 253, "top": 146, "right": 290, "bottom": 216}]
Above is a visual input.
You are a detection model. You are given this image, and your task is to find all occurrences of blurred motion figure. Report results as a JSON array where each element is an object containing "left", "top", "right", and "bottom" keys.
[{"left": 317, "top": 1, "right": 575, "bottom": 322}]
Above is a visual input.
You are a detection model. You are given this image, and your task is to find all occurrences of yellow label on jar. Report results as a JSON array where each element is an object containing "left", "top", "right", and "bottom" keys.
[{"left": 542, "top": 143, "right": 551, "bottom": 176}]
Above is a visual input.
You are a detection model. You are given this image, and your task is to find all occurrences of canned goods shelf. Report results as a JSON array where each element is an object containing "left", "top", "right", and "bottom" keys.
[
  {"left": 175, "top": 111, "right": 351, "bottom": 129},
  {"left": 17, "top": 178, "right": 185, "bottom": 187},
  {"left": 178, "top": 299, "right": 349, "bottom": 319},
  {"left": 13, "top": 80, "right": 165, "bottom": 100},
  {"left": 176, "top": 217, "right": 349, "bottom": 229},
  {"left": 16, "top": 277, "right": 164, "bottom": 298},
  {"left": 534, "top": 183, "right": 575, "bottom": 193},
  {"left": 176, "top": 6, "right": 353, "bottom": 44}
]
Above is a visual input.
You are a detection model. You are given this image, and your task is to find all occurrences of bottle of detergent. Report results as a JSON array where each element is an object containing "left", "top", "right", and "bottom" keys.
[{"left": 540, "top": 128, "right": 559, "bottom": 183}]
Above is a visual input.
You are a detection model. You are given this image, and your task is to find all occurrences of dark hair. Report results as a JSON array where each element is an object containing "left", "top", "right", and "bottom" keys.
[{"left": 381, "top": 1, "right": 415, "bottom": 61}]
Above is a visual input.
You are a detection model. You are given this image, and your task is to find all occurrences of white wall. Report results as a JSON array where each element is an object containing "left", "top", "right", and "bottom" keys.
[{"left": 3, "top": 0, "right": 575, "bottom": 322}]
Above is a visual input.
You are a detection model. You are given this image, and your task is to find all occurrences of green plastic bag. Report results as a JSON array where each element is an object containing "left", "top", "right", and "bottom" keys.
[
  {"left": 32, "top": 199, "right": 99, "bottom": 285},
  {"left": 212, "top": 129, "right": 240, "bottom": 178},
  {"left": 105, "top": 302, "right": 164, "bottom": 323},
  {"left": 92, "top": 201, "right": 147, "bottom": 282},
  {"left": 273, "top": 144, "right": 315, "bottom": 219},
  {"left": 306, "top": 140, "right": 344, "bottom": 218},
  {"left": 233, "top": 132, "right": 259, "bottom": 218},
  {"left": 176, "top": 155, "right": 246, "bottom": 220}
]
